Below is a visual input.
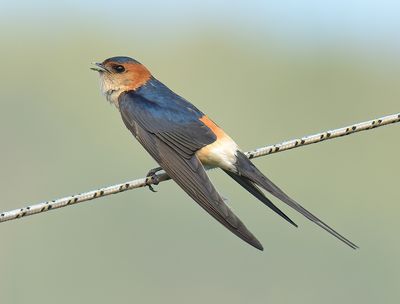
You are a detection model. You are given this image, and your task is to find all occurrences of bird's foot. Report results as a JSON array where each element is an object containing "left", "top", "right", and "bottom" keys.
[{"left": 145, "top": 167, "right": 162, "bottom": 192}]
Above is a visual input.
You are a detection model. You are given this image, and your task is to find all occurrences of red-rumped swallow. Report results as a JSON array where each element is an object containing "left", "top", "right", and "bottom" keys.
[{"left": 91, "top": 56, "right": 357, "bottom": 250}]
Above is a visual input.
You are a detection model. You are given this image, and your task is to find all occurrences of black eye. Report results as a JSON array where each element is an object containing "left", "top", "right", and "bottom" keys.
[{"left": 113, "top": 65, "right": 125, "bottom": 73}]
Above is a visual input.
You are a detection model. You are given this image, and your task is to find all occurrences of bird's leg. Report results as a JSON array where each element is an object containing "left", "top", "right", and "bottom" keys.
[{"left": 145, "top": 166, "right": 163, "bottom": 192}]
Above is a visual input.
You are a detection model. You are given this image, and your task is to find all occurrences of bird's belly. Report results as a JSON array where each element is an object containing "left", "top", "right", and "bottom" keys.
[{"left": 196, "top": 136, "right": 238, "bottom": 170}]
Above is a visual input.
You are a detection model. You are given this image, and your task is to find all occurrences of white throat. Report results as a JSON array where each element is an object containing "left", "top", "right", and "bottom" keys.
[
  {"left": 99, "top": 76, "right": 123, "bottom": 108},
  {"left": 104, "top": 89, "right": 123, "bottom": 108}
]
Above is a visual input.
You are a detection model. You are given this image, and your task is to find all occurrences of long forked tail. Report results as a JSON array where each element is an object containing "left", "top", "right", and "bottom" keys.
[
  {"left": 224, "top": 170, "right": 298, "bottom": 228},
  {"left": 230, "top": 151, "right": 358, "bottom": 249}
]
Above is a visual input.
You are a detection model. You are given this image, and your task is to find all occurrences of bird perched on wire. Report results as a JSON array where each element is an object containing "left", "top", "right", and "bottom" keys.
[{"left": 91, "top": 56, "right": 357, "bottom": 251}]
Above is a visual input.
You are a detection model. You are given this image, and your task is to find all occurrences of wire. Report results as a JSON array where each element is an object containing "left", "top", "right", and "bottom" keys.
[{"left": 1, "top": 112, "right": 399, "bottom": 224}]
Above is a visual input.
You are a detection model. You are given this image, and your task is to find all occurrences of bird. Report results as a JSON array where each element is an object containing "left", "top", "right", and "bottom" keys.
[{"left": 91, "top": 56, "right": 358, "bottom": 251}]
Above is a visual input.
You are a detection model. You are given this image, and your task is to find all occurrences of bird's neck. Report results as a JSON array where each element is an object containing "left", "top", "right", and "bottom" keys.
[{"left": 105, "top": 88, "right": 124, "bottom": 109}]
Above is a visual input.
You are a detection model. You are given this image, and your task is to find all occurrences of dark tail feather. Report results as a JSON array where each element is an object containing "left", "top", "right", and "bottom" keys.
[
  {"left": 224, "top": 170, "right": 298, "bottom": 228},
  {"left": 234, "top": 151, "right": 359, "bottom": 249}
]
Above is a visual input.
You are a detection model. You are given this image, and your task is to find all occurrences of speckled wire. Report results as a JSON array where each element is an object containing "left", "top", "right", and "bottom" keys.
[{"left": 1, "top": 112, "right": 399, "bottom": 224}]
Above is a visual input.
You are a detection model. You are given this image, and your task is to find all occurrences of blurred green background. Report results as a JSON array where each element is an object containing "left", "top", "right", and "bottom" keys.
[{"left": 0, "top": 1, "right": 399, "bottom": 303}]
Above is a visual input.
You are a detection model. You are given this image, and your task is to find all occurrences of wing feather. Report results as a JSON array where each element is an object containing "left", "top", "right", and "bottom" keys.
[
  {"left": 120, "top": 91, "right": 216, "bottom": 158},
  {"left": 154, "top": 137, "right": 263, "bottom": 249},
  {"left": 119, "top": 91, "right": 263, "bottom": 250}
]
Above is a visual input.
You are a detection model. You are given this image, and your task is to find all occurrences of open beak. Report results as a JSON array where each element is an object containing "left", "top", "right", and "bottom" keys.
[{"left": 90, "top": 62, "right": 109, "bottom": 73}]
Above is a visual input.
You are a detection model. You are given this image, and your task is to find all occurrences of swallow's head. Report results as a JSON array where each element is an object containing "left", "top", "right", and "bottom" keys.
[{"left": 91, "top": 56, "right": 151, "bottom": 107}]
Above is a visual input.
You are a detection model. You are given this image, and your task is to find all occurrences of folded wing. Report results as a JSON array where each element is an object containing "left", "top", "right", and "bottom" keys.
[{"left": 119, "top": 90, "right": 263, "bottom": 250}]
